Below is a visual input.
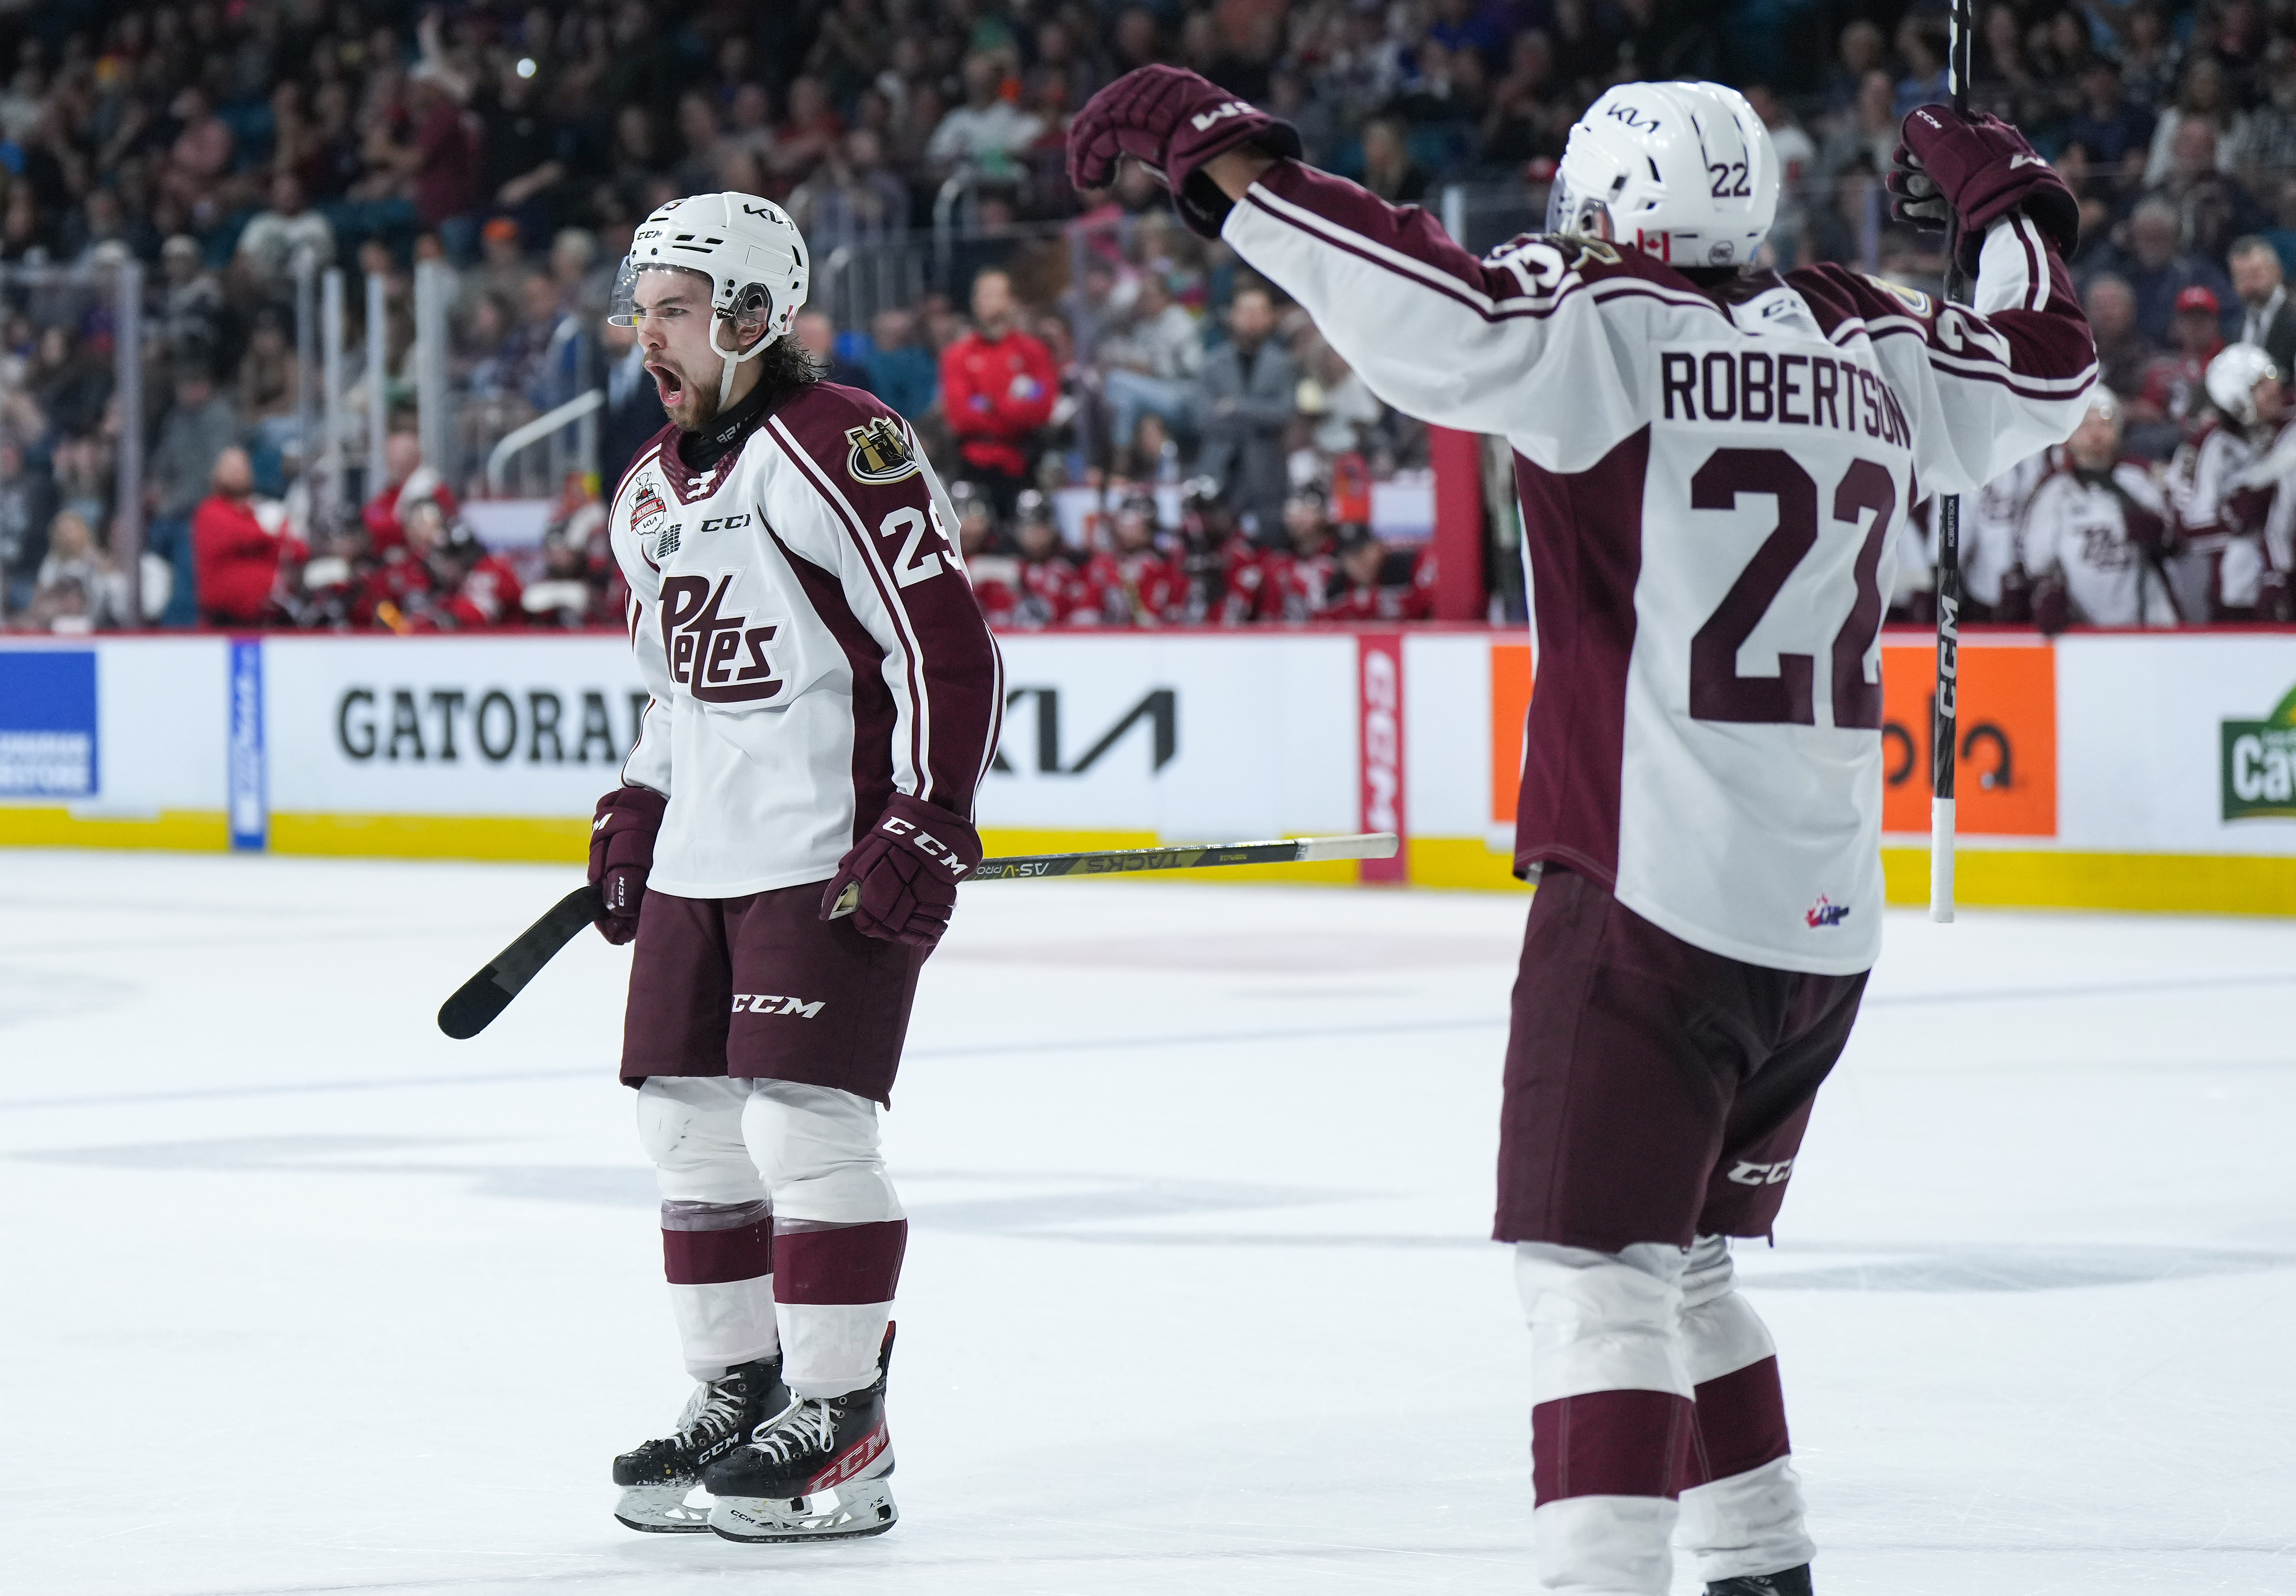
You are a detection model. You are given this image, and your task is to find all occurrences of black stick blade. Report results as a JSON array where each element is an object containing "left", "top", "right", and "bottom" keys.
[{"left": 437, "top": 886, "right": 603, "bottom": 1040}]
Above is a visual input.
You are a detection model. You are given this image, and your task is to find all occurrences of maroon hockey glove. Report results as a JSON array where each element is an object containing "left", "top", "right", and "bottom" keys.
[
  {"left": 819, "top": 792, "right": 982, "bottom": 950},
  {"left": 1067, "top": 65, "right": 1302, "bottom": 239},
  {"left": 1891, "top": 107, "right": 2078, "bottom": 275},
  {"left": 589, "top": 785, "right": 667, "bottom": 946}
]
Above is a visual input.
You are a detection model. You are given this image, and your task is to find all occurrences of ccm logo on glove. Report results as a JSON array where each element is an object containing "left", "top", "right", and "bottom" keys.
[
  {"left": 820, "top": 791, "right": 983, "bottom": 949},
  {"left": 876, "top": 813, "right": 972, "bottom": 877}
]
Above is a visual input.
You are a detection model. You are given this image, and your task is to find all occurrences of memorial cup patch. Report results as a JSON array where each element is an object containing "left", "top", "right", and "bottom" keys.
[{"left": 846, "top": 417, "right": 921, "bottom": 483}]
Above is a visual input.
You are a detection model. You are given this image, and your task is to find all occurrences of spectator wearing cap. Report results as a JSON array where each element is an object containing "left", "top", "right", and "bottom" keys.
[
  {"left": 194, "top": 446, "right": 305, "bottom": 628},
  {"left": 1195, "top": 285, "right": 1296, "bottom": 543},
  {"left": 940, "top": 267, "right": 1056, "bottom": 515},
  {"left": 2230, "top": 236, "right": 2296, "bottom": 377},
  {"left": 234, "top": 173, "right": 335, "bottom": 293},
  {"left": 470, "top": 216, "right": 530, "bottom": 310},
  {"left": 146, "top": 364, "right": 243, "bottom": 627},
  {"left": 2137, "top": 285, "right": 2230, "bottom": 434}
]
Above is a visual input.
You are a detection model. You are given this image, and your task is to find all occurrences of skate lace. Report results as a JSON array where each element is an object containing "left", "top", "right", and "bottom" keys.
[
  {"left": 746, "top": 1397, "right": 838, "bottom": 1465},
  {"left": 675, "top": 1376, "right": 748, "bottom": 1443}
]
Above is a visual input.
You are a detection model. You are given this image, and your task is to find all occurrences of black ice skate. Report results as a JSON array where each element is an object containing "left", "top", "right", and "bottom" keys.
[
  {"left": 1708, "top": 1566, "right": 1813, "bottom": 1596},
  {"left": 703, "top": 1326, "right": 896, "bottom": 1543},
  {"left": 611, "top": 1356, "right": 789, "bottom": 1532}
]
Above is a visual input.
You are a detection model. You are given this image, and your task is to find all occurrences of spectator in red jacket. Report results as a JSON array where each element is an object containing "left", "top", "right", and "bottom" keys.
[
  {"left": 1322, "top": 528, "right": 1437, "bottom": 622},
  {"left": 939, "top": 267, "right": 1055, "bottom": 514},
  {"left": 193, "top": 447, "right": 305, "bottom": 626}
]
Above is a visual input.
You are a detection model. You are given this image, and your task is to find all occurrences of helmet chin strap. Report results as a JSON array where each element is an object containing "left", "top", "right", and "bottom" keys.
[{"left": 710, "top": 313, "right": 772, "bottom": 410}]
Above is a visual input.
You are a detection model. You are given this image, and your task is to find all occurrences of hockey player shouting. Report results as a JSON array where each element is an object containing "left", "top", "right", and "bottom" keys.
[
  {"left": 588, "top": 192, "right": 1001, "bottom": 1543},
  {"left": 1070, "top": 73, "right": 2094, "bottom": 1596}
]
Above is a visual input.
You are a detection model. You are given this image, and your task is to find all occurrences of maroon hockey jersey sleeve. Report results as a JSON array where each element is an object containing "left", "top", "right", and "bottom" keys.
[{"left": 763, "top": 385, "right": 1006, "bottom": 823}]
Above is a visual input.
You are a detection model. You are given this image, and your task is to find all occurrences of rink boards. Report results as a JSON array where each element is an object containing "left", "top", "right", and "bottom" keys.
[{"left": 3, "top": 626, "right": 2295, "bottom": 914}]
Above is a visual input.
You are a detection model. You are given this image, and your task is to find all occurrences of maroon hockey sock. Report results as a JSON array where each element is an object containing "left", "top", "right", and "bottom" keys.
[
  {"left": 660, "top": 1200, "right": 774, "bottom": 1286},
  {"left": 1531, "top": 1388, "right": 1698, "bottom": 1504},
  {"left": 771, "top": 1218, "right": 908, "bottom": 1306},
  {"left": 1680, "top": 1354, "right": 1792, "bottom": 1490}
]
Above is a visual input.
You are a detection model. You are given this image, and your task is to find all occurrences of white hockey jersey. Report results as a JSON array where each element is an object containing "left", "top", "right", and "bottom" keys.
[
  {"left": 1225, "top": 164, "right": 2095, "bottom": 973},
  {"left": 2019, "top": 461, "right": 2178, "bottom": 627},
  {"left": 2165, "top": 420, "right": 2278, "bottom": 615},
  {"left": 1965, "top": 450, "right": 2051, "bottom": 608},
  {"left": 609, "top": 381, "right": 1004, "bottom": 899}
]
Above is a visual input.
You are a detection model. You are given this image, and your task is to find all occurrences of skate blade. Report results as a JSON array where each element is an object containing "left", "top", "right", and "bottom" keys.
[
  {"left": 614, "top": 1482, "right": 715, "bottom": 1533},
  {"left": 708, "top": 1478, "right": 898, "bottom": 1543}
]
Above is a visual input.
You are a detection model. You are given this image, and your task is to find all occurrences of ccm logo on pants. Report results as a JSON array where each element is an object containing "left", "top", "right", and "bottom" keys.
[
  {"left": 1726, "top": 1158, "right": 1795, "bottom": 1186},
  {"left": 732, "top": 994, "right": 825, "bottom": 1018}
]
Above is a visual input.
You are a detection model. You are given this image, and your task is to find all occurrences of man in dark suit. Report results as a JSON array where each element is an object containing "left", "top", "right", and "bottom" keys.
[
  {"left": 1193, "top": 284, "right": 1297, "bottom": 543},
  {"left": 2230, "top": 235, "right": 2296, "bottom": 379}
]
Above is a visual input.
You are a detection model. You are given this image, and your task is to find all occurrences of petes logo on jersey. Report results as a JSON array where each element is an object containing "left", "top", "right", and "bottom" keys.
[
  {"left": 1805, "top": 894, "right": 1851, "bottom": 928},
  {"left": 660, "top": 572, "right": 784, "bottom": 704},
  {"left": 846, "top": 417, "right": 921, "bottom": 483}
]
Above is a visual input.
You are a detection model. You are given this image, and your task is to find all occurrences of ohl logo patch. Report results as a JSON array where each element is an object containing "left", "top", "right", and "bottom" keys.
[
  {"left": 660, "top": 573, "right": 782, "bottom": 705},
  {"left": 1805, "top": 895, "right": 1851, "bottom": 928},
  {"left": 845, "top": 417, "right": 920, "bottom": 483},
  {"left": 632, "top": 480, "right": 667, "bottom": 530}
]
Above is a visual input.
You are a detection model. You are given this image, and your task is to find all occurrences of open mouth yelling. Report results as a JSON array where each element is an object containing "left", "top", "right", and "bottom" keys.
[{"left": 647, "top": 361, "right": 687, "bottom": 408}]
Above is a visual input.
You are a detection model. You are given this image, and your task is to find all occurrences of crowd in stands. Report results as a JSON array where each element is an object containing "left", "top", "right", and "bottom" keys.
[{"left": 1, "top": 0, "right": 2295, "bottom": 635}]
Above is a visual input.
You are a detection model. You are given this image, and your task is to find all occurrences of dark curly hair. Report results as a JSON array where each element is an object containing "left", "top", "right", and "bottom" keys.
[{"left": 754, "top": 332, "right": 823, "bottom": 401}]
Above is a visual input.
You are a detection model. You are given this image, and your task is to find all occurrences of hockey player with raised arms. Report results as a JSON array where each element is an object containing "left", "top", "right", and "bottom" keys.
[
  {"left": 588, "top": 192, "right": 1001, "bottom": 1543},
  {"left": 1069, "top": 72, "right": 2094, "bottom": 1596}
]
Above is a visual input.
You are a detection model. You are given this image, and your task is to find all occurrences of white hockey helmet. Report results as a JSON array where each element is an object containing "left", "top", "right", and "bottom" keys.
[
  {"left": 2206, "top": 342, "right": 2280, "bottom": 426},
  {"left": 609, "top": 191, "right": 809, "bottom": 408},
  {"left": 1546, "top": 82, "right": 1779, "bottom": 269}
]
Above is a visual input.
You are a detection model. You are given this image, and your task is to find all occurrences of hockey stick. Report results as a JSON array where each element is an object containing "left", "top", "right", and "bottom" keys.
[
  {"left": 829, "top": 829, "right": 1400, "bottom": 910},
  {"left": 437, "top": 885, "right": 602, "bottom": 1040},
  {"left": 437, "top": 833, "right": 1401, "bottom": 1039},
  {"left": 1930, "top": 0, "right": 1973, "bottom": 924}
]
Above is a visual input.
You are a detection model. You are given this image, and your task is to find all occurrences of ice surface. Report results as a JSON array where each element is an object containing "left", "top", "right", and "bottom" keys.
[{"left": 1, "top": 849, "right": 2291, "bottom": 1596}]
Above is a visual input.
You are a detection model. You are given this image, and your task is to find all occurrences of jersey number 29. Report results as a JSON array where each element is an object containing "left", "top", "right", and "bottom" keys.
[{"left": 1688, "top": 446, "right": 1893, "bottom": 731}]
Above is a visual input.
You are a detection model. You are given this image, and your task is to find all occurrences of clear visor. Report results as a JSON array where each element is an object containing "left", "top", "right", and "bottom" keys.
[
  {"left": 606, "top": 257, "right": 775, "bottom": 348},
  {"left": 606, "top": 259, "right": 717, "bottom": 328},
  {"left": 1544, "top": 173, "right": 1606, "bottom": 238}
]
